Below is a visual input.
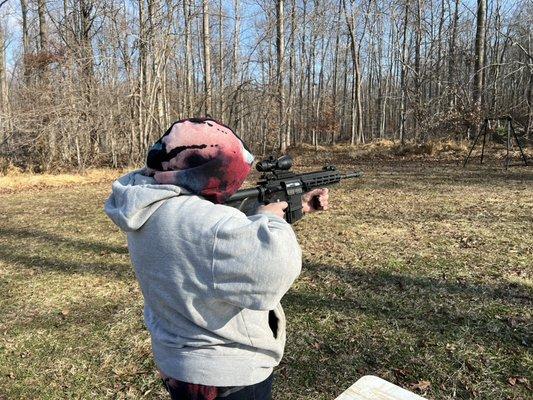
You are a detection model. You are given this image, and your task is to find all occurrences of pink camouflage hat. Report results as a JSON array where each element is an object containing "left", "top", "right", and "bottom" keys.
[{"left": 145, "top": 118, "right": 254, "bottom": 204}]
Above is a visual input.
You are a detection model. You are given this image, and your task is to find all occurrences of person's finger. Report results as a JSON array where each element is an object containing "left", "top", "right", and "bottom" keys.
[
  {"left": 277, "top": 201, "right": 288, "bottom": 209},
  {"left": 306, "top": 189, "right": 318, "bottom": 200}
]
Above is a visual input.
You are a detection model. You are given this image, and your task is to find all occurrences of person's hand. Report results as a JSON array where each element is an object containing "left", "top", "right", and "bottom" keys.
[
  {"left": 302, "top": 188, "right": 329, "bottom": 213},
  {"left": 257, "top": 201, "right": 288, "bottom": 219}
]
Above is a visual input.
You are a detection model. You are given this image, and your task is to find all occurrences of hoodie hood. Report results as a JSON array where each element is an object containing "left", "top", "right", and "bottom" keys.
[{"left": 104, "top": 169, "right": 185, "bottom": 232}]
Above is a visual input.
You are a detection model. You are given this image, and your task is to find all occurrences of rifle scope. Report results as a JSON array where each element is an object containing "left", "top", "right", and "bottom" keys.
[{"left": 256, "top": 155, "right": 293, "bottom": 172}]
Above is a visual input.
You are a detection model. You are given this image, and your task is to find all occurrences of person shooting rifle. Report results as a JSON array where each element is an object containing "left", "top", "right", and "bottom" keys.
[{"left": 105, "top": 117, "right": 362, "bottom": 400}]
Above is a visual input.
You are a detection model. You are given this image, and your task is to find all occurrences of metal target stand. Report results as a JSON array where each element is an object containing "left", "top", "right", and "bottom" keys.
[{"left": 463, "top": 116, "right": 529, "bottom": 168}]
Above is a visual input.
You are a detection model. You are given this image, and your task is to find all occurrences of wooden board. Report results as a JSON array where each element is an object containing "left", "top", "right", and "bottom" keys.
[{"left": 334, "top": 376, "right": 428, "bottom": 400}]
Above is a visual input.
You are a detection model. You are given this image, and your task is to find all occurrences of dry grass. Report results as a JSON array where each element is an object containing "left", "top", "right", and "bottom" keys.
[
  {"left": 0, "top": 168, "right": 127, "bottom": 193},
  {"left": 0, "top": 152, "right": 531, "bottom": 399},
  {"left": 290, "top": 139, "right": 532, "bottom": 165}
]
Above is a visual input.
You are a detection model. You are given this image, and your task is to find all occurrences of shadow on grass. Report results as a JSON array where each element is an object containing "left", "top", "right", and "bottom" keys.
[
  {"left": 287, "top": 262, "right": 531, "bottom": 350},
  {"left": 0, "top": 227, "right": 128, "bottom": 255},
  {"left": 336, "top": 159, "right": 532, "bottom": 185},
  {"left": 0, "top": 245, "right": 131, "bottom": 278},
  {"left": 2, "top": 291, "right": 141, "bottom": 334},
  {"left": 305, "top": 261, "right": 531, "bottom": 299},
  {"left": 0, "top": 227, "right": 131, "bottom": 279},
  {"left": 280, "top": 261, "right": 532, "bottom": 398}
]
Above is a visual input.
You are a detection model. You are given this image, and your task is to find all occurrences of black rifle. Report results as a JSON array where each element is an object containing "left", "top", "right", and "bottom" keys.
[{"left": 225, "top": 155, "right": 363, "bottom": 223}]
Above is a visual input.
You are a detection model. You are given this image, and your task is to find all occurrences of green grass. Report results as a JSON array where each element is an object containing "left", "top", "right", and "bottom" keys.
[{"left": 0, "top": 159, "right": 531, "bottom": 399}]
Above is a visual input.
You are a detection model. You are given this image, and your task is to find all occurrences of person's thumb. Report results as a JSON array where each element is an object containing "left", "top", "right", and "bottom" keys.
[{"left": 277, "top": 201, "right": 288, "bottom": 209}]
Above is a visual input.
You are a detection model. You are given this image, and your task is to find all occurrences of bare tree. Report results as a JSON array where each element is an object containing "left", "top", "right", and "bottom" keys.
[
  {"left": 343, "top": 0, "right": 364, "bottom": 145},
  {"left": 218, "top": 0, "right": 224, "bottom": 120},
  {"left": 473, "top": 0, "right": 487, "bottom": 118},
  {"left": 0, "top": 18, "right": 8, "bottom": 144},
  {"left": 37, "top": 0, "right": 48, "bottom": 51},
  {"left": 229, "top": 0, "right": 240, "bottom": 128},
  {"left": 399, "top": 0, "right": 410, "bottom": 144},
  {"left": 183, "top": 0, "right": 194, "bottom": 115},
  {"left": 203, "top": 0, "right": 212, "bottom": 115},
  {"left": 20, "top": 0, "right": 29, "bottom": 82},
  {"left": 1, "top": 0, "right": 531, "bottom": 170},
  {"left": 448, "top": 0, "right": 460, "bottom": 107},
  {"left": 277, "top": 0, "right": 287, "bottom": 152}
]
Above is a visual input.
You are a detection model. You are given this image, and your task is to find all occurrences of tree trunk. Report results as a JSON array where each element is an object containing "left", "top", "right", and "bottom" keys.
[
  {"left": 202, "top": 0, "right": 213, "bottom": 116},
  {"left": 526, "top": 66, "right": 533, "bottom": 140},
  {"left": 0, "top": 21, "right": 8, "bottom": 144},
  {"left": 331, "top": 2, "right": 342, "bottom": 145},
  {"left": 277, "top": 0, "right": 287, "bottom": 152},
  {"left": 230, "top": 0, "right": 240, "bottom": 128},
  {"left": 20, "top": 0, "right": 30, "bottom": 82},
  {"left": 355, "top": 52, "right": 363, "bottom": 144},
  {"left": 343, "top": 0, "right": 363, "bottom": 145},
  {"left": 473, "top": 0, "right": 486, "bottom": 115},
  {"left": 414, "top": 0, "right": 422, "bottom": 137},
  {"left": 183, "top": 0, "right": 194, "bottom": 115},
  {"left": 435, "top": 0, "right": 445, "bottom": 101},
  {"left": 400, "top": 0, "right": 410, "bottom": 144},
  {"left": 287, "top": 0, "right": 296, "bottom": 147},
  {"left": 218, "top": 0, "right": 224, "bottom": 120},
  {"left": 448, "top": 0, "right": 460, "bottom": 107},
  {"left": 80, "top": 0, "right": 95, "bottom": 93},
  {"left": 138, "top": 0, "right": 148, "bottom": 154},
  {"left": 341, "top": 35, "right": 349, "bottom": 140},
  {"left": 37, "top": 0, "right": 49, "bottom": 51}
]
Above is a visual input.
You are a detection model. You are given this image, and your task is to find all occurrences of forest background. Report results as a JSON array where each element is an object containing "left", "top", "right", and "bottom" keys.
[{"left": 0, "top": 0, "right": 532, "bottom": 171}]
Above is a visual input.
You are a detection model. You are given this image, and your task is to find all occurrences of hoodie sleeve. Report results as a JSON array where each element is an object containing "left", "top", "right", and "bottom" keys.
[{"left": 211, "top": 213, "right": 302, "bottom": 310}]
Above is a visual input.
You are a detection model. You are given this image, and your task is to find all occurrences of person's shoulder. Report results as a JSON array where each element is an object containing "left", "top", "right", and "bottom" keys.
[{"left": 163, "top": 194, "right": 246, "bottom": 226}]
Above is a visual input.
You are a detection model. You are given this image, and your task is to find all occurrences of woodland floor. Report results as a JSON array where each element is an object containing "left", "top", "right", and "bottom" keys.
[{"left": 0, "top": 150, "right": 532, "bottom": 399}]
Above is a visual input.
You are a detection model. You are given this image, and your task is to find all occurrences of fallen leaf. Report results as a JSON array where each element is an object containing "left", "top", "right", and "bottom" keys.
[
  {"left": 445, "top": 343, "right": 456, "bottom": 352},
  {"left": 393, "top": 368, "right": 407, "bottom": 378},
  {"left": 411, "top": 380, "right": 431, "bottom": 391},
  {"left": 508, "top": 376, "right": 529, "bottom": 387}
]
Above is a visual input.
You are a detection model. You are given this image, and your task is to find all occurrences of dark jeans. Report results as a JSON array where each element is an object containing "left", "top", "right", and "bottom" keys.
[{"left": 163, "top": 373, "right": 273, "bottom": 400}]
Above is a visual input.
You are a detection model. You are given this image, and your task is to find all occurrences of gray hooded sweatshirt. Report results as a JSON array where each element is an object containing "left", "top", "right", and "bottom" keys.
[{"left": 104, "top": 171, "right": 302, "bottom": 386}]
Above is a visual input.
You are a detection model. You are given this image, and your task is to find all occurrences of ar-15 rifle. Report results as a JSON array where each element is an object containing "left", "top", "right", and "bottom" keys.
[{"left": 225, "top": 155, "right": 363, "bottom": 223}]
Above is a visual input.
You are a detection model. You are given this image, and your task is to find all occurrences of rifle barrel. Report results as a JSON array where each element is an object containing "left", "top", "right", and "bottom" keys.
[{"left": 227, "top": 170, "right": 362, "bottom": 203}]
